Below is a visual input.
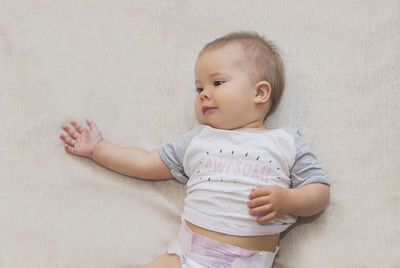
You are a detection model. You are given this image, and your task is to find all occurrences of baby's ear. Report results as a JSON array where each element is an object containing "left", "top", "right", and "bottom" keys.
[{"left": 254, "top": 81, "right": 272, "bottom": 104}]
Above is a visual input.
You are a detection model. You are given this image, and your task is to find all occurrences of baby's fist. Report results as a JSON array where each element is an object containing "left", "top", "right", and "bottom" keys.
[{"left": 247, "top": 185, "right": 293, "bottom": 223}]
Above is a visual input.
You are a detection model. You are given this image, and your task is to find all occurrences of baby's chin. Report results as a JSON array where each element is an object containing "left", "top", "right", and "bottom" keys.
[
  {"left": 195, "top": 112, "right": 234, "bottom": 130},
  {"left": 195, "top": 116, "right": 217, "bottom": 128},
  {"left": 196, "top": 119, "right": 231, "bottom": 130},
  {"left": 196, "top": 117, "right": 210, "bottom": 127}
]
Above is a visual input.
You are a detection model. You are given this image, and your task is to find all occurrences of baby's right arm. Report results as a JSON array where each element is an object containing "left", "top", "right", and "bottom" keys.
[{"left": 59, "top": 119, "right": 173, "bottom": 180}]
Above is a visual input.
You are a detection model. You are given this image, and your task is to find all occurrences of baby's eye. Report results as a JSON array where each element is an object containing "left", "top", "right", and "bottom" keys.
[
  {"left": 196, "top": 88, "right": 203, "bottom": 93},
  {"left": 214, "top": 81, "right": 224, "bottom": 86}
]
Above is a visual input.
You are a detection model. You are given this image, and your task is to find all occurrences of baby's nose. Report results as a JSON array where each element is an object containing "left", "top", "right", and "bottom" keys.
[{"left": 200, "top": 89, "right": 211, "bottom": 100}]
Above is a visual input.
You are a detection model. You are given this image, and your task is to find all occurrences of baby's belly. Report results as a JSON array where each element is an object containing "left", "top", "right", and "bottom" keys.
[{"left": 185, "top": 220, "right": 279, "bottom": 253}]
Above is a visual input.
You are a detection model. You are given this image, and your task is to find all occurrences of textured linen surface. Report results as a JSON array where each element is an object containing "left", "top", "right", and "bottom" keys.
[{"left": 0, "top": 1, "right": 399, "bottom": 267}]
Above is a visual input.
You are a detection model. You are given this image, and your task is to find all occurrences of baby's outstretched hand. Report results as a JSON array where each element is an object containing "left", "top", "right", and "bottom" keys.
[
  {"left": 59, "top": 119, "right": 103, "bottom": 159},
  {"left": 247, "top": 185, "right": 293, "bottom": 223}
]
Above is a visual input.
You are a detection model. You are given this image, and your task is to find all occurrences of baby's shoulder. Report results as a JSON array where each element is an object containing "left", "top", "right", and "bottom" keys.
[
  {"left": 268, "top": 124, "right": 309, "bottom": 153},
  {"left": 270, "top": 123, "right": 295, "bottom": 131},
  {"left": 270, "top": 124, "right": 301, "bottom": 138}
]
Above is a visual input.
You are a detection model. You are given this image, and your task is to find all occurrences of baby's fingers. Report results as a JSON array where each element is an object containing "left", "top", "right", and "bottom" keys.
[
  {"left": 61, "top": 125, "right": 79, "bottom": 140},
  {"left": 249, "top": 204, "right": 273, "bottom": 217},
  {"left": 59, "top": 133, "right": 76, "bottom": 147},
  {"left": 256, "top": 211, "right": 278, "bottom": 223},
  {"left": 64, "top": 144, "right": 75, "bottom": 154},
  {"left": 85, "top": 119, "right": 99, "bottom": 131},
  {"left": 247, "top": 196, "right": 270, "bottom": 209},
  {"left": 70, "top": 120, "right": 87, "bottom": 134}
]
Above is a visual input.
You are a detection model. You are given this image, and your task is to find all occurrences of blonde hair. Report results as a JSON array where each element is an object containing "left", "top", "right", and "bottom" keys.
[{"left": 199, "top": 31, "right": 285, "bottom": 118}]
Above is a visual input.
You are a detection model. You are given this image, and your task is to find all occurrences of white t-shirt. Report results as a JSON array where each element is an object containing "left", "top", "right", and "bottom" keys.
[{"left": 158, "top": 125, "right": 330, "bottom": 236}]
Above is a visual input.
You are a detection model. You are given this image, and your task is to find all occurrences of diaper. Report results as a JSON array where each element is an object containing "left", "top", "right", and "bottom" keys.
[{"left": 167, "top": 218, "right": 279, "bottom": 268}]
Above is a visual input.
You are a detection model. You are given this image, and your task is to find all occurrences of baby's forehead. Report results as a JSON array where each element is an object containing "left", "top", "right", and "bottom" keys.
[
  {"left": 200, "top": 41, "right": 246, "bottom": 57},
  {"left": 196, "top": 43, "right": 259, "bottom": 78},
  {"left": 198, "top": 43, "right": 250, "bottom": 66}
]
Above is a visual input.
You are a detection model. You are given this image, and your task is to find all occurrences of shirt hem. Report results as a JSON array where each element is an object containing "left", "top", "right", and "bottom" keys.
[{"left": 182, "top": 213, "right": 288, "bottom": 236}]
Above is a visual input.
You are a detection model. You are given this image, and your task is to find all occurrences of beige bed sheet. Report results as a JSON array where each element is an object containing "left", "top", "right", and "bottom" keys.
[{"left": 0, "top": 1, "right": 399, "bottom": 267}]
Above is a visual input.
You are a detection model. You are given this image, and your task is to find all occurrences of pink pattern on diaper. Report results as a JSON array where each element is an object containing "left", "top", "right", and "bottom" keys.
[{"left": 182, "top": 222, "right": 260, "bottom": 267}]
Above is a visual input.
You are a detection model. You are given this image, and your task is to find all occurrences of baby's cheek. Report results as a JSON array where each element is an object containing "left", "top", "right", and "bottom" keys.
[{"left": 193, "top": 102, "right": 201, "bottom": 115}]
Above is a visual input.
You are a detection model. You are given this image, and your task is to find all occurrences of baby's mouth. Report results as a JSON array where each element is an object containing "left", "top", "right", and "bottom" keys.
[{"left": 202, "top": 106, "right": 218, "bottom": 114}]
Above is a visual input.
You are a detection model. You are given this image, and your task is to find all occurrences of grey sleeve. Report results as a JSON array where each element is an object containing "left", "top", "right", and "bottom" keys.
[
  {"left": 284, "top": 125, "right": 330, "bottom": 188},
  {"left": 157, "top": 125, "right": 205, "bottom": 184}
]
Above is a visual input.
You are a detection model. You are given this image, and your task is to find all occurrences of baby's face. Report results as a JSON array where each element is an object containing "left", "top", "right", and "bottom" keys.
[{"left": 194, "top": 43, "right": 261, "bottom": 130}]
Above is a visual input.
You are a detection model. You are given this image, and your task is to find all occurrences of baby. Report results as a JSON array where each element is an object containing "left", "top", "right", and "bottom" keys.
[{"left": 59, "top": 31, "right": 330, "bottom": 268}]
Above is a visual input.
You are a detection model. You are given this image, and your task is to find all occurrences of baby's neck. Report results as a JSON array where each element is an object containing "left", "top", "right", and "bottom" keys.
[{"left": 235, "top": 126, "right": 267, "bottom": 131}]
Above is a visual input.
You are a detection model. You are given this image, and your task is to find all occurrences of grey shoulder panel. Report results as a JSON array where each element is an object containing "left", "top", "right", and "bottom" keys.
[{"left": 157, "top": 125, "right": 205, "bottom": 183}]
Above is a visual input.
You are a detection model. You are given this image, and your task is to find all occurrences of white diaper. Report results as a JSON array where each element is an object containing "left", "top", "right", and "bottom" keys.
[{"left": 167, "top": 219, "right": 278, "bottom": 268}]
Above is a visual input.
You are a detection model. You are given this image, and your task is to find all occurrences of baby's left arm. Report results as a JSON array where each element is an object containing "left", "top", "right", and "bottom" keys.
[{"left": 247, "top": 183, "right": 330, "bottom": 223}]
